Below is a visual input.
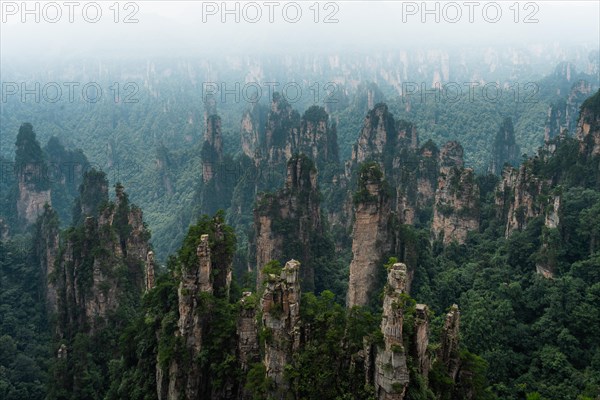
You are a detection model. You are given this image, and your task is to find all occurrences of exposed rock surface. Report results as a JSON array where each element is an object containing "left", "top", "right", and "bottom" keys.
[
  {"left": 347, "top": 164, "right": 392, "bottom": 308},
  {"left": 489, "top": 117, "right": 520, "bottom": 175},
  {"left": 439, "top": 304, "right": 461, "bottom": 382},
  {"left": 576, "top": 89, "right": 600, "bottom": 157},
  {"left": 241, "top": 104, "right": 267, "bottom": 160},
  {"left": 264, "top": 92, "right": 302, "bottom": 168},
  {"left": 495, "top": 164, "right": 546, "bottom": 237},
  {"left": 346, "top": 104, "right": 448, "bottom": 307},
  {"left": 411, "top": 304, "right": 430, "bottom": 381},
  {"left": 432, "top": 167, "right": 479, "bottom": 245},
  {"left": 237, "top": 292, "right": 260, "bottom": 400},
  {"left": 352, "top": 103, "right": 396, "bottom": 164},
  {"left": 536, "top": 195, "right": 562, "bottom": 279},
  {"left": 260, "top": 260, "right": 302, "bottom": 397},
  {"left": 17, "top": 170, "right": 52, "bottom": 225},
  {"left": 36, "top": 205, "right": 60, "bottom": 315},
  {"left": 202, "top": 114, "right": 223, "bottom": 183},
  {"left": 374, "top": 263, "right": 410, "bottom": 400},
  {"left": 165, "top": 234, "right": 212, "bottom": 400},
  {"left": 40, "top": 174, "right": 150, "bottom": 337},
  {"left": 14, "top": 123, "right": 52, "bottom": 226},
  {"left": 242, "top": 94, "right": 338, "bottom": 181},
  {"left": 254, "top": 155, "right": 324, "bottom": 291},
  {"left": 145, "top": 251, "right": 156, "bottom": 291},
  {"left": 432, "top": 142, "right": 479, "bottom": 245},
  {"left": 237, "top": 292, "right": 260, "bottom": 371},
  {"left": 545, "top": 75, "right": 592, "bottom": 142}
]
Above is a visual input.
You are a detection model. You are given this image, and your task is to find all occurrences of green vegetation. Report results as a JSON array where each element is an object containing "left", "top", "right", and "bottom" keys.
[
  {"left": 0, "top": 64, "right": 599, "bottom": 400},
  {"left": 353, "top": 162, "right": 386, "bottom": 204},
  {"left": 0, "top": 239, "right": 50, "bottom": 400}
]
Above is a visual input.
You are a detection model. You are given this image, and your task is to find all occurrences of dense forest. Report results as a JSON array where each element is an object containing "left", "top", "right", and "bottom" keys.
[{"left": 1, "top": 52, "right": 600, "bottom": 400}]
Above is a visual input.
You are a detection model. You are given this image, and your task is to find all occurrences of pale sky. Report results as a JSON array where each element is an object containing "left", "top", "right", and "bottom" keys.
[{"left": 0, "top": 1, "right": 599, "bottom": 59}]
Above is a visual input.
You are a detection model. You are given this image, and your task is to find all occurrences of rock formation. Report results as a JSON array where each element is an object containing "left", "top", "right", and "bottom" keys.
[
  {"left": 432, "top": 142, "right": 479, "bottom": 245},
  {"left": 346, "top": 104, "right": 446, "bottom": 307},
  {"left": 240, "top": 103, "right": 267, "bottom": 160},
  {"left": 202, "top": 114, "right": 223, "bottom": 183},
  {"left": 145, "top": 251, "right": 156, "bottom": 291},
  {"left": 536, "top": 195, "right": 562, "bottom": 278},
  {"left": 352, "top": 103, "right": 396, "bottom": 165},
  {"left": 17, "top": 164, "right": 52, "bottom": 225},
  {"left": 347, "top": 163, "right": 392, "bottom": 308},
  {"left": 374, "top": 263, "right": 410, "bottom": 399},
  {"left": 495, "top": 164, "right": 546, "bottom": 237},
  {"left": 411, "top": 304, "right": 431, "bottom": 381},
  {"left": 439, "top": 304, "right": 461, "bottom": 382},
  {"left": 35, "top": 205, "right": 60, "bottom": 314},
  {"left": 296, "top": 105, "right": 339, "bottom": 169},
  {"left": 576, "top": 89, "right": 600, "bottom": 158},
  {"left": 260, "top": 260, "right": 302, "bottom": 397},
  {"left": 241, "top": 94, "right": 338, "bottom": 184},
  {"left": 237, "top": 292, "right": 260, "bottom": 371},
  {"left": 237, "top": 292, "right": 260, "bottom": 400},
  {"left": 14, "top": 122, "right": 52, "bottom": 226},
  {"left": 40, "top": 171, "right": 150, "bottom": 336},
  {"left": 14, "top": 124, "right": 89, "bottom": 227},
  {"left": 545, "top": 75, "right": 592, "bottom": 142},
  {"left": 165, "top": 233, "right": 212, "bottom": 400},
  {"left": 254, "top": 155, "right": 325, "bottom": 292},
  {"left": 264, "top": 92, "right": 300, "bottom": 167},
  {"left": 489, "top": 117, "right": 520, "bottom": 176}
]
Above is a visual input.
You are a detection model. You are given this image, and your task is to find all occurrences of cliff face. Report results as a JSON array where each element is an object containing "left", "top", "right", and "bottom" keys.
[
  {"left": 236, "top": 97, "right": 341, "bottom": 279},
  {"left": 236, "top": 291, "right": 260, "bottom": 400},
  {"left": 17, "top": 166, "right": 52, "bottom": 225},
  {"left": 545, "top": 78, "right": 593, "bottom": 141},
  {"left": 261, "top": 93, "right": 300, "bottom": 166},
  {"left": 495, "top": 164, "right": 546, "bottom": 237},
  {"left": 347, "top": 164, "right": 392, "bottom": 308},
  {"left": 36, "top": 205, "right": 60, "bottom": 315},
  {"left": 145, "top": 251, "right": 156, "bottom": 291},
  {"left": 14, "top": 123, "right": 52, "bottom": 226},
  {"left": 254, "top": 155, "right": 324, "bottom": 292},
  {"left": 536, "top": 195, "right": 561, "bottom": 278},
  {"left": 346, "top": 105, "right": 448, "bottom": 307},
  {"left": 374, "top": 263, "right": 410, "bottom": 400},
  {"left": 411, "top": 304, "right": 431, "bottom": 381},
  {"left": 237, "top": 292, "right": 260, "bottom": 371},
  {"left": 432, "top": 142, "right": 479, "bottom": 245},
  {"left": 164, "top": 234, "right": 213, "bottom": 400},
  {"left": 41, "top": 173, "right": 150, "bottom": 338},
  {"left": 242, "top": 94, "right": 338, "bottom": 178},
  {"left": 415, "top": 141, "right": 440, "bottom": 210},
  {"left": 197, "top": 113, "right": 238, "bottom": 217},
  {"left": 240, "top": 104, "right": 267, "bottom": 160},
  {"left": 202, "top": 114, "right": 223, "bottom": 183},
  {"left": 260, "top": 260, "right": 302, "bottom": 397},
  {"left": 489, "top": 118, "right": 520, "bottom": 176},
  {"left": 439, "top": 304, "right": 461, "bottom": 382},
  {"left": 431, "top": 167, "right": 479, "bottom": 245},
  {"left": 296, "top": 106, "right": 339, "bottom": 168},
  {"left": 352, "top": 103, "right": 396, "bottom": 164},
  {"left": 576, "top": 89, "right": 600, "bottom": 158}
]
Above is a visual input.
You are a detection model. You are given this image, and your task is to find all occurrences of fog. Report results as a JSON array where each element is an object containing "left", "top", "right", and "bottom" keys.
[{"left": 1, "top": 1, "right": 599, "bottom": 61}]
